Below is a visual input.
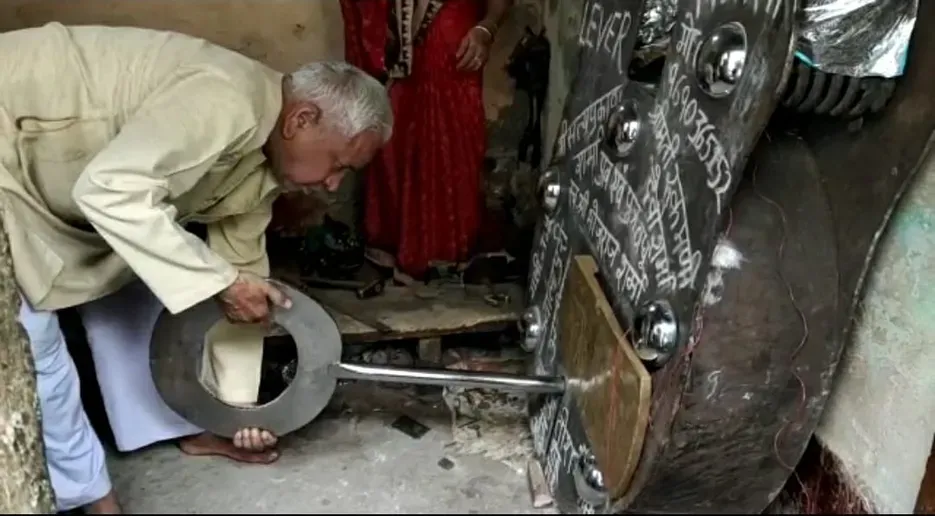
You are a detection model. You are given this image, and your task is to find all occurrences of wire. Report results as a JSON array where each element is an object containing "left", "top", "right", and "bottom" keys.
[{"left": 749, "top": 146, "right": 811, "bottom": 471}]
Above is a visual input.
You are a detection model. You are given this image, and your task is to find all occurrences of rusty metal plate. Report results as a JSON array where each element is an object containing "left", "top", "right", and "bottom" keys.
[
  {"left": 525, "top": 0, "right": 795, "bottom": 512},
  {"left": 556, "top": 255, "right": 651, "bottom": 502}
]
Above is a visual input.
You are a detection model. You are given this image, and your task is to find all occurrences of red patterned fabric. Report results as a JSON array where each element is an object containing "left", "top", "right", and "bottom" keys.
[
  {"left": 340, "top": 0, "right": 388, "bottom": 80},
  {"left": 342, "top": 0, "right": 486, "bottom": 279}
]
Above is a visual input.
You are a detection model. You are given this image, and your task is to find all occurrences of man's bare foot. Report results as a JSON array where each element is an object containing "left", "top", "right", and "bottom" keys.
[
  {"left": 233, "top": 427, "right": 279, "bottom": 452},
  {"left": 84, "top": 490, "right": 122, "bottom": 514},
  {"left": 178, "top": 431, "right": 279, "bottom": 464}
]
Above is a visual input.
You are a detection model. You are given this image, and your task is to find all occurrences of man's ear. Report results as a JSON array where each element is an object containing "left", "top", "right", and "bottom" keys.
[{"left": 283, "top": 103, "right": 322, "bottom": 139}]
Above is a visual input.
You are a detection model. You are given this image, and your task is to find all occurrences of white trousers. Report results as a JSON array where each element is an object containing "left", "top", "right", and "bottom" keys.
[
  {"left": 76, "top": 280, "right": 204, "bottom": 451},
  {"left": 20, "top": 296, "right": 113, "bottom": 512},
  {"left": 19, "top": 280, "right": 264, "bottom": 511}
]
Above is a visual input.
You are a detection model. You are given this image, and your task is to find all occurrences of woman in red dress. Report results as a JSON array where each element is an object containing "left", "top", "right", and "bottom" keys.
[{"left": 341, "top": 0, "right": 510, "bottom": 279}]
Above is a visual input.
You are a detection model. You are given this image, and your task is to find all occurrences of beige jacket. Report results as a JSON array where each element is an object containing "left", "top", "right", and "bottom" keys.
[{"left": 0, "top": 22, "right": 284, "bottom": 315}]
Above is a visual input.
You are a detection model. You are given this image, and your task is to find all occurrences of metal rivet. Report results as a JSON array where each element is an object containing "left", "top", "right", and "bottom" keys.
[
  {"left": 573, "top": 452, "right": 609, "bottom": 507},
  {"left": 634, "top": 299, "right": 679, "bottom": 367},
  {"left": 604, "top": 99, "right": 640, "bottom": 157},
  {"left": 519, "top": 305, "right": 544, "bottom": 352},
  {"left": 696, "top": 21, "right": 747, "bottom": 99},
  {"left": 538, "top": 169, "right": 561, "bottom": 214}
]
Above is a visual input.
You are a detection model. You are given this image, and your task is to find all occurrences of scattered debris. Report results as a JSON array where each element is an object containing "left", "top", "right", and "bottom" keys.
[
  {"left": 483, "top": 292, "right": 511, "bottom": 307},
  {"left": 440, "top": 346, "right": 534, "bottom": 473},
  {"left": 526, "top": 459, "right": 554, "bottom": 509},
  {"left": 445, "top": 421, "right": 533, "bottom": 475},
  {"left": 359, "top": 347, "right": 415, "bottom": 367},
  {"left": 339, "top": 343, "right": 539, "bottom": 474},
  {"left": 442, "top": 347, "right": 528, "bottom": 423},
  {"left": 418, "top": 337, "right": 443, "bottom": 364},
  {"left": 391, "top": 415, "right": 431, "bottom": 439}
]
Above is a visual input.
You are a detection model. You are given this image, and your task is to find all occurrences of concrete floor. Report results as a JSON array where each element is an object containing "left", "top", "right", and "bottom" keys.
[{"left": 106, "top": 383, "right": 550, "bottom": 514}]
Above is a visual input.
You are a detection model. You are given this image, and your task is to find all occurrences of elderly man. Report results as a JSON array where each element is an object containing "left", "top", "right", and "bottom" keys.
[{"left": 0, "top": 22, "right": 392, "bottom": 513}]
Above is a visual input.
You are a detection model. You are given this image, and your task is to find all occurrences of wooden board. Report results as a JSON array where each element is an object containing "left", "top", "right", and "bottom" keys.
[
  {"left": 558, "top": 255, "right": 651, "bottom": 500},
  {"left": 280, "top": 282, "right": 525, "bottom": 343}
]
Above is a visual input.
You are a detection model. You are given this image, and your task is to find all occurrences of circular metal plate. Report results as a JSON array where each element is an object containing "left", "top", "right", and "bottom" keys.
[{"left": 150, "top": 282, "right": 342, "bottom": 438}]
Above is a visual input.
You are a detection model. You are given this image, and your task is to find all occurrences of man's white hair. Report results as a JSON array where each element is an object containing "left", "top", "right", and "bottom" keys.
[{"left": 288, "top": 61, "right": 393, "bottom": 142}]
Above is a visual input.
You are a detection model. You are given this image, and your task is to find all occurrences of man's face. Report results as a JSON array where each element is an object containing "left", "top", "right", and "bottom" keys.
[{"left": 269, "top": 101, "right": 384, "bottom": 193}]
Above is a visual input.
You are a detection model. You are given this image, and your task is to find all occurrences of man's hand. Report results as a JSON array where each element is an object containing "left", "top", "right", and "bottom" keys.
[{"left": 216, "top": 272, "right": 292, "bottom": 325}]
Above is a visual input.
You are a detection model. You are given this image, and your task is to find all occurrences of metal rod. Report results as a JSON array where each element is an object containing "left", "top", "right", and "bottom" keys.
[{"left": 330, "top": 362, "right": 566, "bottom": 394}]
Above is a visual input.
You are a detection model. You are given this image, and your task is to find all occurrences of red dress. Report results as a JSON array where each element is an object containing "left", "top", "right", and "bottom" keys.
[{"left": 342, "top": 0, "right": 486, "bottom": 279}]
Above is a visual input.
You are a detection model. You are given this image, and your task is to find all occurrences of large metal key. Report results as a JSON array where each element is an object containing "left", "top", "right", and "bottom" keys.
[{"left": 150, "top": 282, "right": 563, "bottom": 438}]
